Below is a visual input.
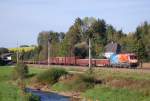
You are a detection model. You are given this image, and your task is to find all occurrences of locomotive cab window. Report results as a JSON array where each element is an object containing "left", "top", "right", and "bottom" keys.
[{"left": 130, "top": 55, "right": 137, "bottom": 59}]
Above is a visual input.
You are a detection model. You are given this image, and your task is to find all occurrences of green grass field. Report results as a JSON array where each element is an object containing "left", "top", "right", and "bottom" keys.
[
  {"left": 83, "top": 85, "right": 150, "bottom": 101},
  {"left": 0, "top": 65, "right": 150, "bottom": 101},
  {"left": 0, "top": 66, "right": 43, "bottom": 101},
  {"left": 0, "top": 67, "right": 21, "bottom": 101},
  {"left": 51, "top": 67, "right": 150, "bottom": 101}
]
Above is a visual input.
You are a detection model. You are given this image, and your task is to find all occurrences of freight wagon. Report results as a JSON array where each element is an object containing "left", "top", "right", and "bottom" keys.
[
  {"left": 49, "top": 57, "right": 109, "bottom": 67},
  {"left": 50, "top": 57, "right": 76, "bottom": 65}
]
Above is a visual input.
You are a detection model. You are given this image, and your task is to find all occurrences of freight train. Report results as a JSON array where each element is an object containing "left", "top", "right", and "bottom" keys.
[{"left": 24, "top": 53, "right": 138, "bottom": 68}]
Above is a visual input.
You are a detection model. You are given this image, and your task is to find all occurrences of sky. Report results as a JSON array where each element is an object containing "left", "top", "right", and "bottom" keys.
[{"left": 0, "top": 0, "right": 150, "bottom": 48}]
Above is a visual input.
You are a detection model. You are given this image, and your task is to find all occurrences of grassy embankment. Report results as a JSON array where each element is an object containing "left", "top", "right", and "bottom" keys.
[
  {"left": 51, "top": 68, "right": 150, "bottom": 101},
  {"left": 28, "top": 65, "right": 150, "bottom": 101},
  {"left": 0, "top": 66, "right": 43, "bottom": 101},
  {"left": 0, "top": 66, "right": 21, "bottom": 101},
  {"left": 0, "top": 65, "right": 150, "bottom": 101},
  {"left": 82, "top": 69, "right": 150, "bottom": 101}
]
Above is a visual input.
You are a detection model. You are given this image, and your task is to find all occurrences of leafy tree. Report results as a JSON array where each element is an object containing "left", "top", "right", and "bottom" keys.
[
  {"left": 0, "top": 47, "right": 9, "bottom": 55},
  {"left": 37, "top": 31, "right": 60, "bottom": 59},
  {"left": 20, "top": 45, "right": 29, "bottom": 47},
  {"left": 91, "top": 19, "right": 107, "bottom": 57},
  {"left": 119, "top": 33, "right": 137, "bottom": 53},
  {"left": 59, "top": 39, "right": 71, "bottom": 56},
  {"left": 38, "top": 31, "right": 49, "bottom": 60},
  {"left": 59, "top": 32, "right": 65, "bottom": 42},
  {"left": 136, "top": 39, "right": 147, "bottom": 67},
  {"left": 106, "top": 25, "right": 116, "bottom": 42},
  {"left": 61, "top": 18, "right": 84, "bottom": 56},
  {"left": 135, "top": 21, "right": 150, "bottom": 61},
  {"left": 73, "top": 42, "right": 88, "bottom": 58},
  {"left": 17, "top": 17, "right": 150, "bottom": 62}
]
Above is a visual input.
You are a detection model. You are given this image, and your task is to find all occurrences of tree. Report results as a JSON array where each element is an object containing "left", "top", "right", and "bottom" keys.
[
  {"left": 0, "top": 47, "right": 9, "bottom": 55},
  {"left": 17, "top": 17, "right": 150, "bottom": 62},
  {"left": 20, "top": 45, "right": 29, "bottom": 47},
  {"left": 106, "top": 25, "right": 116, "bottom": 42},
  {"left": 73, "top": 42, "right": 88, "bottom": 58},
  {"left": 62, "top": 18, "right": 84, "bottom": 56},
  {"left": 90, "top": 19, "right": 107, "bottom": 57},
  {"left": 136, "top": 39, "right": 146, "bottom": 67},
  {"left": 38, "top": 31, "right": 49, "bottom": 60},
  {"left": 119, "top": 33, "right": 137, "bottom": 53},
  {"left": 37, "top": 31, "right": 60, "bottom": 59},
  {"left": 135, "top": 21, "right": 150, "bottom": 62},
  {"left": 59, "top": 32, "right": 65, "bottom": 42}
]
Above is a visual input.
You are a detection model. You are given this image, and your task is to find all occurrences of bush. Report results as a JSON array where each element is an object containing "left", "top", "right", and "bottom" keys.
[
  {"left": 29, "top": 94, "right": 41, "bottom": 101},
  {"left": 36, "top": 68, "right": 68, "bottom": 84},
  {"left": 76, "top": 75, "right": 95, "bottom": 91},
  {"left": 0, "top": 59, "right": 5, "bottom": 66},
  {"left": 24, "top": 93, "right": 40, "bottom": 101},
  {"left": 66, "top": 74, "right": 96, "bottom": 92},
  {"left": 12, "top": 63, "right": 29, "bottom": 80}
]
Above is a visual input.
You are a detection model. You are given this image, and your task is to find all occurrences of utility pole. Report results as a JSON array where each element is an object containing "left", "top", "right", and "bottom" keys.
[
  {"left": 89, "top": 38, "right": 91, "bottom": 69},
  {"left": 81, "top": 25, "right": 92, "bottom": 69},
  {"left": 17, "top": 41, "right": 19, "bottom": 64},
  {"left": 48, "top": 39, "right": 50, "bottom": 67}
]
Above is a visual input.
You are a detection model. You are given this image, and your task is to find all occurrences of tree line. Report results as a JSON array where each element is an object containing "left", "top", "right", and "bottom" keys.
[{"left": 4, "top": 17, "right": 150, "bottom": 62}]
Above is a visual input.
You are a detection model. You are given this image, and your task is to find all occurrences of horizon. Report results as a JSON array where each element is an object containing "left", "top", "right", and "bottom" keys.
[{"left": 0, "top": 0, "right": 150, "bottom": 48}]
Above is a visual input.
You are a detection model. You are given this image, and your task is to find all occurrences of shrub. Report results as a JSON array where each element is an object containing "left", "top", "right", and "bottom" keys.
[
  {"left": 24, "top": 93, "right": 40, "bottom": 101},
  {"left": 29, "top": 94, "right": 41, "bottom": 101},
  {"left": 36, "top": 68, "right": 68, "bottom": 84},
  {"left": 12, "top": 63, "right": 29, "bottom": 80},
  {"left": 66, "top": 74, "right": 96, "bottom": 92},
  {"left": 0, "top": 59, "right": 5, "bottom": 66}
]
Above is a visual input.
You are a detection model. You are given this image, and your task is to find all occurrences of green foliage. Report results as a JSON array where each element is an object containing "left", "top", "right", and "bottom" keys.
[
  {"left": 26, "top": 93, "right": 40, "bottom": 101},
  {"left": 1, "top": 66, "right": 150, "bottom": 101},
  {"left": 36, "top": 68, "right": 68, "bottom": 84},
  {"left": 66, "top": 74, "right": 96, "bottom": 92},
  {"left": 134, "top": 21, "right": 150, "bottom": 61},
  {"left": 51, "top": 74, "right": 96, "bottom": 92},
  {"left": 0, "top": 47, "right": 9, "bottom": 55},
  {"left": 83, "top": 86, "right": 150, "bottom": 101},
  {"left": 12, "top": 63, "right": 29, "bottom": 80},
  {"left": 73, "top": 42, "right": 88, "bottom": 58},
  {"left": 37, "top": 31, "right": 62, "bottom": 59},
  {"left": 20, "top": 45, "right": 29, "bottom": 47},
  {"left": 9, "top": 46, "right": 39, "bottom": 62},
  {"left": 52, "top": 82, "right": 71, "bottom": 92},
  {"left": 0, "top": 59, "right": 6, "bottom": 66},
  {"left": 136, "top": 39, "right": 147, "bottom": 61},
  {"left": 0, "top": 67, "right": 22, "bottom": 101},
  {"left": 119, "top": 33, "right": 137, "bottom": 53},
  {"left": 11, "top": 17, "right": 150, "bottom": 61},
  {"left": 0, "top": 82, "right": 21, "bottom": 101},
  {"left": 106, "top": 25, "right": 116, "bottom": 42},
  {"left": 9, "top": 47, "right": 35, "bottom": 53}
]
